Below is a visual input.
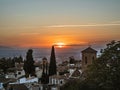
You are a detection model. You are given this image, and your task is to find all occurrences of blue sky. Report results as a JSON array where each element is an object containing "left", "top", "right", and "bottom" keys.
[{"left": 1, "top": 0, "right": 120, "bottom": 26}]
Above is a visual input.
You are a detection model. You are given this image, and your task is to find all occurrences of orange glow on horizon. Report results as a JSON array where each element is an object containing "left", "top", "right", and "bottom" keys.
[
  {"left": 54, "top": 42, "right": 66, "bottom": 48},
  {"left": 1, "top": 27, "right": 119, "bottom": 48}
]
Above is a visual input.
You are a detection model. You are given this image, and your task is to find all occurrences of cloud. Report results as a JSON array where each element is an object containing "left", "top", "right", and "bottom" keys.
[
  {"left": 111, "top": 20, "right": 120, "bottom": 24},
  {"left": 45, "top": 23, "right": 120, "bottom": 28},
  {"left": 54, "top": 44, "right": 88, "bottom": 46},
  {"left": 64, "top": 44, "right": 87, "bottom": 46},
  {"left": 53, "top": 40, "right": 109, "bottom": 47},
  {"left": 20, "top": 33, "right": 40, "bottom": 36}
]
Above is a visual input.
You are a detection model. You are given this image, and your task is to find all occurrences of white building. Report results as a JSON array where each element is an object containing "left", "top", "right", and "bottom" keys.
[
  {"left": 49, "top": 75, "right": 66, "bottom": 86},
  {"left": 18, "top": 77, "right": 38, "bottom": 84}
]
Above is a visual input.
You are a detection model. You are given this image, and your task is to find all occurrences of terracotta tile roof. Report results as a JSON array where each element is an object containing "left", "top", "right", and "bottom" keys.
[
  {"left": 0, "top": 78, "right": 17, "bottom": 83},
  {"left": 10, "top": 84, "right": 28, "bottom": 90},
  {"left": 71, "top": 69, "right": 81, "bottom": 77}
]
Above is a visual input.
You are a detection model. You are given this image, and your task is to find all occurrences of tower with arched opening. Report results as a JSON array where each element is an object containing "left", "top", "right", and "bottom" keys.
[{"left": 81, "top": 47, "right": 97, "bottom": 70}]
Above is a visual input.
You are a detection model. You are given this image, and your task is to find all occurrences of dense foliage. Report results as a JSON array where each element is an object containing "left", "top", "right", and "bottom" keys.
[
  {"left": 0, "top": 56, "right": 23, "bottom": 74},
  {"left": 61, "top": 41, "right": 120, "bottom": 90}
]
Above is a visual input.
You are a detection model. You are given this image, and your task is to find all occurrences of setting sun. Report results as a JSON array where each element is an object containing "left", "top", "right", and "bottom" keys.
[{"left": 55, "top": 42, "right": 66, "bottom": 48}]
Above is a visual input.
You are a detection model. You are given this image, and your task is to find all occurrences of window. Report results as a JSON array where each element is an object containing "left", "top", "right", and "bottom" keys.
[
  {"left": 92, "top": 56, "right": 95, "bottom": 63},
  {"left": 53, "top": 79, "right": 55, "bottom": 84},
  {"left": 60, "top": 80, "right": 63, "bottom": 84},
  {"left": 18, "top": 72, "right": 21, "bottom": 75},
  {"left": 85, "top": 56, "right": 87, "bottom": 64},
  {"left": 92, "top": 56, "right": 94, "bottom": 60}
]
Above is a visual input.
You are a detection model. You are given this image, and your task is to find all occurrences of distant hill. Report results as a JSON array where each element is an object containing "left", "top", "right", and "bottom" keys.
[{"left": 0, "top": 46, "right": 12, "bottom": 49}]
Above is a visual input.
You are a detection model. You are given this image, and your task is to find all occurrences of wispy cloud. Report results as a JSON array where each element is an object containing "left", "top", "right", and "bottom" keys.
[
  {"left": 54, "top": 41, "right": 108, "bottom": 47},
  {"left": 20, "top": 33, "right": 40, "bottom": 36},
  {"left": 45, "top": 23, "right": 120, "bottom": 28},
  {"left": 54, "top": 43, "right": 89, "bottom": 46},
  {"left": 111, "top": 20, "right": 120, "bottom": 24}
]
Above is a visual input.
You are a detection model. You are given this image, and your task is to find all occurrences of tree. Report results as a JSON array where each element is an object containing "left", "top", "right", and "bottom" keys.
[
  {"left": 23, "top": 49, "right": 36, "bottom": 78},
  {"left": 18, "top": 56, "right": 23, "bottom": 63},
  {"left": 0, "top": 56, "right": 23, "bottom": 74},
  {"left": 85, "top": 40, "right": 120, "bottom": 89},
  {"left": 0, "top": 58, "right": 8, "bottom": 74},
  {"left": 41, "top": 57, "right": 49, "bottom": 84},
  {"left": 69, "top": 56, "right": 75, "bottom": 64},
  {"left": 49, "top": 46, "right": 57, "bottom": 76},
  {"left": 12, "top": 56, "right": 23, "bottom": 64},
  {"left": 60, "top": 79, "right": 80, "bottom": 90}
]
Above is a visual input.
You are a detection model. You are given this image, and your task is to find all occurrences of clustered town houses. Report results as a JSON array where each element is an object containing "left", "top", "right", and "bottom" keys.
[{"left": 0, "top": 46, "right": 97, "bottom": 90}]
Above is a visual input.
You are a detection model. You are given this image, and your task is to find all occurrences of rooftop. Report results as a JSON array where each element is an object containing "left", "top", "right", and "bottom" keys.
[
  {"left": 81, "top": 47, "right": 97, "bottom": 53},
  {"left": 10, "top": 84, "right": 28, "bottom": 90},
  {"left": 0, "top": 78, "right": 16, "bottom": 83},
  {"left": 71, "top": 69, "right": 81, "bottom": 77}
]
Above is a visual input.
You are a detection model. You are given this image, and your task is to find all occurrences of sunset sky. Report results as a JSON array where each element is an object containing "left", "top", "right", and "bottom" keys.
[{"left": 0, "top": 0, "right": 120, "bottom": 48}]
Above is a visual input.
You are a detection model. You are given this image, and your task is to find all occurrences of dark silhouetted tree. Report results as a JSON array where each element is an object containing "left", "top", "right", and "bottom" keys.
[
  {"left": 49, "top": 46, "right": 57, "bottom": 76},
  {"left": 17, "top": 56, "right": 23, "bottom": 63},
  {"left": 69, "top": 56, "right": 75, "bottom": 64},
  {"left": 23, "top": 49, "right": 36, "bottom": 78},
  {"left": 41, "top": 57, "right": 49, "bottom": 84},
  {"left": 0, "top": 58, "right": 8, "bottom": 74},
  {"left": 12, "top": 56, "right": 23, "bottom": 64}
]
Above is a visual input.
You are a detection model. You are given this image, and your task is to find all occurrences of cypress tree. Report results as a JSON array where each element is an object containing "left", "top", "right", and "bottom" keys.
[
  {"left": 23, "top": 49, "right": 36, "bottom": 78},
  {"left": 41, "top": 57, "right": 49, "bottom": 84},
  {"left": 49, "top": 46, "right": 57, "bottom": 76}
]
